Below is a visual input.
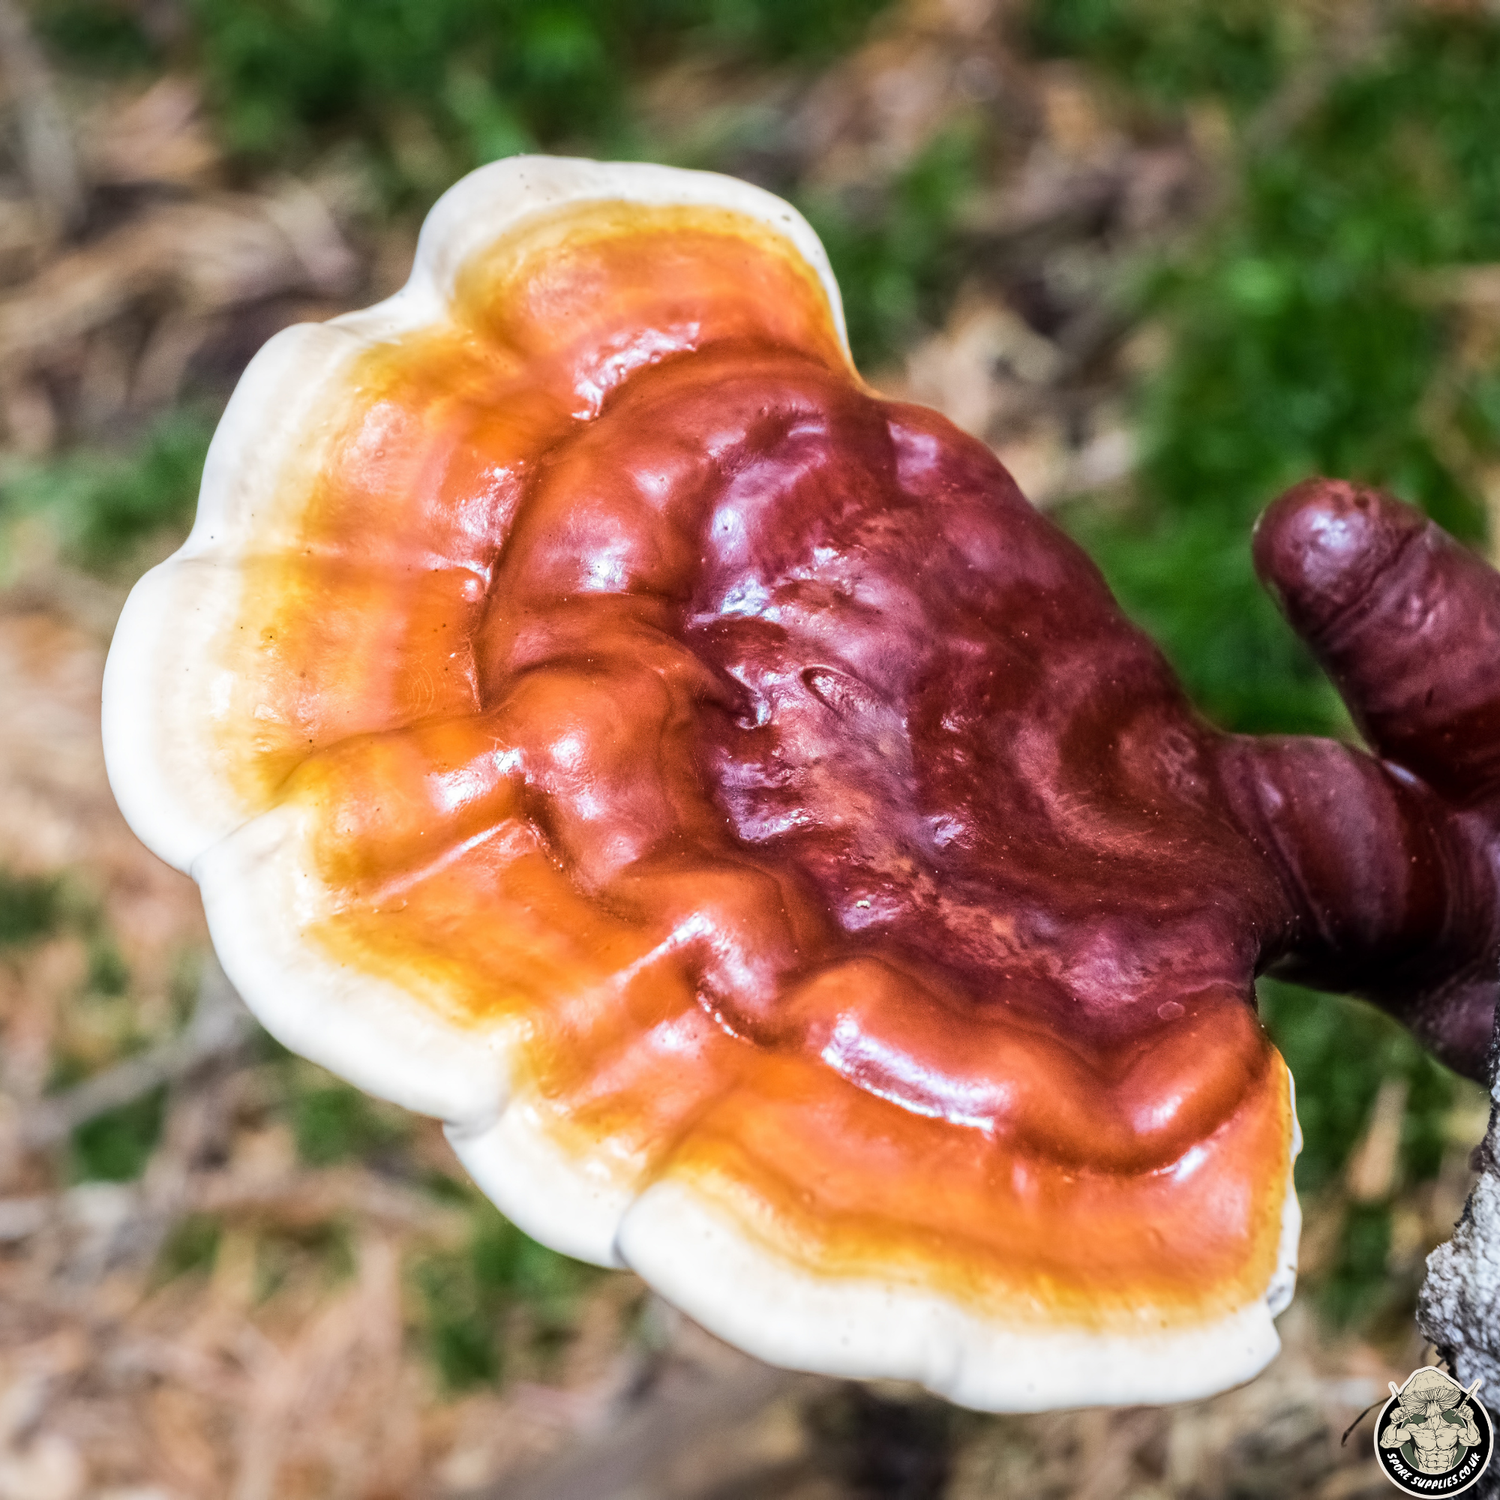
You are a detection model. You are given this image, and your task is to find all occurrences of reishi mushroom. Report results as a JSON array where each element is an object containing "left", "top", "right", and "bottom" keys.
[{"left": 102, "top": 157, "right": 1500, "bottom": 1411}]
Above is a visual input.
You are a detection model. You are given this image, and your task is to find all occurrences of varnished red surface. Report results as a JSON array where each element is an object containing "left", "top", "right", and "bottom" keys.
[{"left": 208, "top": 202, "right": 1500, "bottom": 1326}]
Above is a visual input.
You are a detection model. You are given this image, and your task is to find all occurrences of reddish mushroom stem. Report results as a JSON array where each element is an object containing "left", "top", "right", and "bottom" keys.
[
  {"left": 1247, "top": 479, "right": 1500, "bottom": 1078},
  {"left": 1255, "top": 479, "right": 1500, "bottom": 805},
  {"left": 1252, "top": 479, "right": 1500, "bottom": 1430}
]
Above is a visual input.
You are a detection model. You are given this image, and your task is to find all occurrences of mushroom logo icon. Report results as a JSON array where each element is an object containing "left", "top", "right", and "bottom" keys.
[{"left": 1375, "top": 1369, "right": 1493, "bottom": 1495}]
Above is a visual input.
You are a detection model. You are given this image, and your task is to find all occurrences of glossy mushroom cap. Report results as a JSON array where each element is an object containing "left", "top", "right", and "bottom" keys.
[{"left": 103, "top": 158, "right": 1499, "bottom": 1411}]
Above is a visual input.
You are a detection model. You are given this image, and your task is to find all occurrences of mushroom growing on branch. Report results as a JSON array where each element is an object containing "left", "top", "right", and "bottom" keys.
[{"left": 103, "top": 158, "right": 1500, "bottom": 1412}]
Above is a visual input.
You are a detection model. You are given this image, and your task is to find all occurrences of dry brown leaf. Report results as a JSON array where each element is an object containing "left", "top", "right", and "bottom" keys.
[{"left": 82, "top": 78, "right": 219, "bottom": 190}]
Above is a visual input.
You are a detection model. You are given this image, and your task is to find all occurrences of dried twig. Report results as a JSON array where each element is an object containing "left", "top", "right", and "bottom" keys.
[
  {"left": 190, "top": 1166, "right": 470, "bottom": 1239},
  {"left": 19, "top": 955, "right": 251, "bottom": 1151},
  {"left": 0, "top": 1164, "right": 468, "bottom": 1250},
  {"left": 451, "top": 1349, "right": 805, "bottom": 1500},
  {"left": 0, "top": 0, "right": 85, "bottom": 234}
]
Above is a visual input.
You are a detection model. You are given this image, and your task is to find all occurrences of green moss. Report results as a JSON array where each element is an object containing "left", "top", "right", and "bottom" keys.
[
  {"left": 1260, "top": 981, "right": 1459, "bottom": 1197},
  {"left": 1062, "top": 498, "right": 1349, "bottom": 735},
  {"left": 802, "top": 125, "right": 984, "bottom": 369},
  {"left": 0, "top": 871, "right": 63, "bottom": 950},
  {"left": 32, "top": 0, "right": 157, "bottom": 73},
  {"left": 70, "top": 1087, "right": 167, "bottom": 1182},
  {"left": 291, "top": 1079, "right": 410, "bottom": 1167},
  {"left": 1, "top": 409, "right": 215, "bottom": 575},
  {"left": 38, "top": 0, "right": 894, "bottom": 202},
  {"left": 1028, "top": 0, "right": 1299, "bottom": 112},
  {"left": 413, "top": 1194, "right": 604, "bottom": 1391},
  {"left": 85, "top": 938, "right": 131, "bottom": 998},
  {"left": 158, "top": 1213, "right": 224, "bottom": 1280},
  {"left": 1259, "top": 980, "right": 1476, "bottom": 1330},
  {"left": 1047, "top": 7, "right": 1500, "bottom": 738},
  {"left": 1319, "top": 1201, "right": 1393, "bottom": 1329}
]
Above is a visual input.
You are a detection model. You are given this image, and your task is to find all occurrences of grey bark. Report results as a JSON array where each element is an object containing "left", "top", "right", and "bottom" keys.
[{"left": 1418, "top": 1004, "right": 1500, "bottom": 1496}]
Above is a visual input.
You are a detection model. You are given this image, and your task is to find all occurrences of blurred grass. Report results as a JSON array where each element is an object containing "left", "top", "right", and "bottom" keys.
[
  {"left": 1046, "top": 3, "right": 1500, "bottom": 733},
  {"left": 291, "top": 1079, "right": 410, "bottom": 1168},
  {"left": 277, "top": 1056, "right": 604, "bottom": 1383},
  {"left": 71, "top": 1087, "right": 168, "bottom": 1181},
  {"left": 1261, "top": 981, "right": 1459, "bottom": 1199},
  {"left": 27, "top": 886, "right": 171, "bottom": 1182},
  {"left": 1029, "top": 0, "right": 1302, "bottom": 114},
  {"left": 36, "top": 0, "right": 896, "bottom": 203},
  {"left": 802, "top": 124, "right": 986, "bottom": 368},
  {"left": 416, "top": 1178, "right": 607, "bottom": 1389},
  {"left": 0, "top": 407, "right": 216, "bottom": 575},
  {"left": 0, "top": 870, "right": 64, "bottom": 948},
  {"left": 29, "top": 0, "right": 958, "bottom": 368}
]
